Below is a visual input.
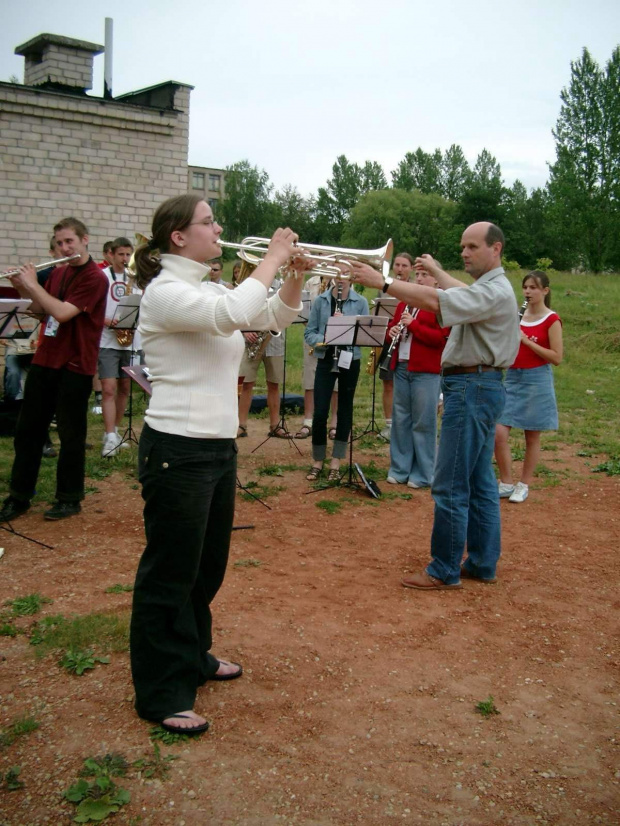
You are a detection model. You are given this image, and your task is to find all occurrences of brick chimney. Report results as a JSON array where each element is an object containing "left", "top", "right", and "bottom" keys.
[{"left": 15, "top": 33, "right": 104, "bottom": 94}]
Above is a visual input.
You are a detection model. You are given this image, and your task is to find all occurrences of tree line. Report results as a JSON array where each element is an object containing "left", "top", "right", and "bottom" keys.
[{"left": 219, "top": 46, "right": 620, "bottom": 273}]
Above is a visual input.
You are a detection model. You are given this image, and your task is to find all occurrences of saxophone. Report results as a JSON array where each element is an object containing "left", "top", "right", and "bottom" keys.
[
  {"left": 246, "top": 329, "right": 281, "bottom": 361},
  {"left": 114, "top": 273, "right": 135, "bottom": 347}
]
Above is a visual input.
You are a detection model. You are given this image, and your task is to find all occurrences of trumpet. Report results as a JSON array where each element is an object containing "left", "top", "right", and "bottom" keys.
[
  {"left": 2, "top": 254, "right": 81, "bottom": 279},
  {"left": 219, "top": 238, "right": 393, "bottom": 281}
]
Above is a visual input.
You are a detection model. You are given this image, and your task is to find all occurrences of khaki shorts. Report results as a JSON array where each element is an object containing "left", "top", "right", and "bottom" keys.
[
  {"left": 303, "top": 342, "right": 338, "bottom": 391},
  {"left": 240, "top": 353, "right": 284, "bottom": 384}
]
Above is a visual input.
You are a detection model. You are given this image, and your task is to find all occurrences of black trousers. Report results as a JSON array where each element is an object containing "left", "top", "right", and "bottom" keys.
[
  {"left": 130, "top": 423, "right": 238, "bottom": 721},
  {"left": 311, "top": 355, "right": 361, "bottom": 461},
  {"left": 10, "top": 364, "right": 92, "bottom": 503}
]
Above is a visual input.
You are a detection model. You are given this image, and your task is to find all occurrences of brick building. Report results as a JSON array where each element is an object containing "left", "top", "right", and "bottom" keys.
[
  {"left": 0, "top": 32, "right": 193, "bottom": 266},
  {"left": 188, "top": 165, "right": 226, "bottom": 212}
]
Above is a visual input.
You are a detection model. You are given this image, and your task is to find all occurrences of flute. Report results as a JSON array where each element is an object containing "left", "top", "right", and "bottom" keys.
[{"left": 2, "top": 254, "right": 81, "bottom": 279}]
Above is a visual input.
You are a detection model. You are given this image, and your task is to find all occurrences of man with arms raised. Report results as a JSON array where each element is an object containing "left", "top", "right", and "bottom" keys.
[
  {"left": 350, "top": 222, "right": 519, "bottom": 589},
  {"left": 0, "top": 218, "right": 107, "bottom": 522}
]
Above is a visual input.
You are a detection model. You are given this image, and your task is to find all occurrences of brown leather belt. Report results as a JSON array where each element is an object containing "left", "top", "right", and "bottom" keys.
[{"left": 441, "top": 365, "right": 503, "bottom": 376}]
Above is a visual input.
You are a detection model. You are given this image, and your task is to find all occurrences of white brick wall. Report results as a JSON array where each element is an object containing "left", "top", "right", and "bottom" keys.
[{"left": 0, "top": 82, "right": 191, "bottom": 266}]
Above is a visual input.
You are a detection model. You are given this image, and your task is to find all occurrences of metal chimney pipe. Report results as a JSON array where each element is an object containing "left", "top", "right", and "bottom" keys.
[{"left": 104, "top": 17, "right": 113, "bottom": 99}]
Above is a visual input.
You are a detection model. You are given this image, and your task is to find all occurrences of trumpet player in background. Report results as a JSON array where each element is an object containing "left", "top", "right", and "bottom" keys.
[
  {"left": 385, "top": 266, "right": 449, "bottom": 489},
  {"left": 99, "top": 237, "right": 135, "bottom": 458},
  {"left": 237, "top": 275, "right": 289, "bottom": 439},
  {"left": 0, "top": 217, "right": 108, "bottom": 523},
  {"left": 304, "top": 275, "right": 368, "bottom": 483},
  {"left": 129, "top": 194, "right": 309, "bottom": 734}
]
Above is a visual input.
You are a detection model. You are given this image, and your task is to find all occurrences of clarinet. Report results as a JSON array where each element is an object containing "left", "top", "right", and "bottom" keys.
[
  {"left": 378, "top": 306, "right": 419, "bottom": 380},
  {"left": 518, "top": 298, "right": 529, "bottom": 320},
  {"left": 331, "top": 281, "right": 344, "bottom": 374}
]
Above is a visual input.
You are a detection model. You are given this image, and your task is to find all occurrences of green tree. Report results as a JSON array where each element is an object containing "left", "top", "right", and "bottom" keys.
[
  {"left": 272, "top": 185, "right": 315, "bottom": 239},
  {"left": 501, "top": 180, "right": 531, "bottom": 265},
  {"left": 391, "top": 148, "right": 443, "bottom": 194},
  {"left": 441, "top": 144, "right": 471, "bottom": 202},
  {"left": 359, "top": 161, "right": 388, "bottom": 194},
  {"left": 458, "top": 149, "right": 504, "bottom": 226},
  {"left": 219, "top": 160, "right": 273, "bottom": 242},
  {"left": 314, "top": 155, "right": 363, "bottom": 243},
  {"left": 548, "top": 46, "right": 620, "bottom": 271},
  {"left": 341, "top": 189, "right": 461, "bottom": 269}
]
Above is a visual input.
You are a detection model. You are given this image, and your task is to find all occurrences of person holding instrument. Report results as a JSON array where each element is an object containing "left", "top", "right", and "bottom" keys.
[
  {"left": 385, "top": 267, "right": 449, "bottom": 489},
  {"left": 494, "top": 271, "right": 563, "bottom": 504},
  {"left": 304, "top": 276, "right": 368, "bottom": 483},
  {"left": 129, "top": 194, "right": 308, "bottom": 734},
  {"left": 349, "top": 222, "right": 519, "bottom": 591}
]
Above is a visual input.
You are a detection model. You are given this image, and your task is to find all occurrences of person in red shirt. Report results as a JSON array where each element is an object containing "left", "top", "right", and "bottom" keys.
[
  {"left": 385, "top": 267, "right": 450, "bottom": 488},
  {"left": 494, "top": 271, "right": 563, "bottom": 503},
  {"left": 0, "top": 218, "right": 108, "bottom": 522}
]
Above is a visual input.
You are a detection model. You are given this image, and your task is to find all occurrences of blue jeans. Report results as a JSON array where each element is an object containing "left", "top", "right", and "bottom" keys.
[
  {"left": 389, "top": 365, "right": 440, "bottom": 486},
  {"left": 130, "top": 424, "right": 237, "bottom": 721},
  {"left": 428, "top": 371, "right": 505, "bottom": 585}
]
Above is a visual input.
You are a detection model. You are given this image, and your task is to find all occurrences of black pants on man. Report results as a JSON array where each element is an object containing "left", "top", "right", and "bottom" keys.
[
  {"left": 130, "top": 424, "right": 237, "bottom": 721},
  {"left": 10, "top": 364, "right": 92, "bottom": 503}
]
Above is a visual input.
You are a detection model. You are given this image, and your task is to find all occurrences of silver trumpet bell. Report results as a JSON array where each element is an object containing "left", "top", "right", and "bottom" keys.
[{"left": 219, "top": 237, "right": 394, "bottom": 280}]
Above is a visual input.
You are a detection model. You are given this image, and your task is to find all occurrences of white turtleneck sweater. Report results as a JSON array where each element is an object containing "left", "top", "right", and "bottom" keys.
[{"left": 139, "top": 254, "right": 301, "bottom": 438}]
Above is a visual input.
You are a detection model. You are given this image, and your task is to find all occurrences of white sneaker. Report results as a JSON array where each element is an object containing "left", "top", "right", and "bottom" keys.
[
  {"left": 498, "top": 481, "right": 515, "bottom": 498},
  {"left": 379, "top": 426, "right": 391, "bottom": 441},
  {"left": 102, "top": 432, "right": 121, "bottom": 458},
  {"left": 91, "top": 405, "right": 102, "bottom": 415},
  {"left": 407, "top": 481, "right": 421, "bottom": 489},
  {"left": 386, "top": 476, "right": 399, "bottom": 484},
  {"left": 115, "top": 429, "right": 130, "bottom": 449},
  {"left": 509, "top": 481, "right": 529, "bottom": 503}
]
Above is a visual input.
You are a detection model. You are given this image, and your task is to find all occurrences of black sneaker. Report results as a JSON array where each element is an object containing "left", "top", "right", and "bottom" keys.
[
  {"left": 42, "top": 441, "right": 58, "bottom": 458},
  {"left": 0, "top": 496, "right": 31, "bottom": 523},
  {"left": 44, "top": 501, "right": 81, "bottom": 521}
]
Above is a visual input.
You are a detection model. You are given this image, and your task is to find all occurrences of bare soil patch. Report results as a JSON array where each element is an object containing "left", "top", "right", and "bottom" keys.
[{"left": 1, "top": 419, "right": 619, "bottom": 825}]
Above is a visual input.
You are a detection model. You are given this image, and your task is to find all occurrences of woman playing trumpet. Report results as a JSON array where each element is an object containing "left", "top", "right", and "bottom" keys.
[{"left": 130, "top": 194, "right": 308, "bottom": 734}]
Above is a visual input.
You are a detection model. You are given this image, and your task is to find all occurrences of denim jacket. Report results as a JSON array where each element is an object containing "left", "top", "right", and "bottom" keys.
[{"left": 304, "top": 288, "right": 369, "bottom": 361}]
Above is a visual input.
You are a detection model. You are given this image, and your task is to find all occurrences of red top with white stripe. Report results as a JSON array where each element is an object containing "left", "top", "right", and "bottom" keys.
[{"left": 512, "top": 311, "right": 562, "bottom": 369}]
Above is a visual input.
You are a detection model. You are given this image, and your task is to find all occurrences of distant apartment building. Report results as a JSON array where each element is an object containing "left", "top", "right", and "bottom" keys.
[
  {"left": 188, "top": 165, "right": 226, "bottom": 211},
  {"left": 0, "top": 32, "right": 193, "bottom": 264}
]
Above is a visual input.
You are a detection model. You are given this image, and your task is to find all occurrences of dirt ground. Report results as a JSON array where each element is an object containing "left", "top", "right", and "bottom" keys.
[{"left": 0, "top": 417, "right": 619, "bottom": 826}]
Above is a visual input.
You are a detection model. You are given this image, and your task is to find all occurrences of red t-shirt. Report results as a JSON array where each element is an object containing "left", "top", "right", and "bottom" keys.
[
  {"left": 33, "top": 258, "right": 108, "bottom": 375},
  {"left": 388, "top": 302, "right": 450, "bottom": 374},
  {"left": 512, "top": 310, "right": 562, "bottom": 369}
]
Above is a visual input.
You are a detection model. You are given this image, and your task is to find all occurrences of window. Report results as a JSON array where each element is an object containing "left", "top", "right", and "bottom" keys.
[
  {"left": 208, "top": 174, "right": 221, "bottom": 191},
  {"left": 192, "top": 172, "right": 205, "bottom": 189},
  {"left": 208, "top": 198, "right": 219, "bottom": 210}
]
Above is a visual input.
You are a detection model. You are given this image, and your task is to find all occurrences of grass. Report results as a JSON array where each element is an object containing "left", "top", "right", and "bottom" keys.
[
  {"left": 316, "top": 500, "right": 343, "bottom": 515},
  {"left": 475, "top": 695, "right": 500, "bottom": 717},
  {"left": 30, "top": 610, "right": 130, "bottom": 657},
  {"left": 233, "top": 558, "right": 263, "bottom": 568},
  {"left": 105, "top": 583, "right": 134, "bottom": 594},
  {"left": 0, "top": 715, "right": 40, "bottom": 748},
  {"left": 6, "top": 593, "right": 53, "bottom": 616}
]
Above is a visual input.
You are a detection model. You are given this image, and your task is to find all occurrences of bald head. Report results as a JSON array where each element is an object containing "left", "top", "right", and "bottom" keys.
[{"left": 460, "top": 222, "right": 504, "bottom": 279}]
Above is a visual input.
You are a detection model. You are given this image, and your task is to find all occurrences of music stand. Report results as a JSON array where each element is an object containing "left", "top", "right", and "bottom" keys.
[
  {"left": 112, "top": 295, "right": 142, "bottom": 451},
  {"left": 306, "top": 315, "right": 387, "bottom": 497},
  {"left": 0, "top": 299, "right": 38, "bottom": 341},
  {"left": 360, "top": 296, "right": 399, "bottom": 438}
]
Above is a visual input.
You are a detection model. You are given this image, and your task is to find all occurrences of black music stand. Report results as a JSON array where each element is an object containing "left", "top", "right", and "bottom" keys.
[
  {"left": 306, "top": 315, "right": 386, "bottom": 497},
  {"left": 0, "top": 299, "right": 38, "bottom": 341},
  {"left": 113, "top": 296, "right": 142, "bottom": 451}
]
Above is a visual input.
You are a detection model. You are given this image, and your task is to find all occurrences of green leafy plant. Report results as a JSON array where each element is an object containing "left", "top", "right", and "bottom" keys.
[
  {"left": 29, "top": 614, "right": 67, "bottom": 646},
  {"left": 535, "top": 257, "right": 554, "bottom": 272},
  {"left": 475, "top": 695, "right": 500, "bottom": 717},
  {"left": 6, "top": 593, "right": 53, "bottom": 616},
  {"left": 316, "top": 500, "right": 342, "bottom": 515},
  {"left": 132, "top": 744, "right": 177, "bottom": 780},
  {"left": 65, "top": 754, "right": 131, "bottom": 823},
  {"left": 233, "top": 558, "right": 263, "bottom": 568},
  {"left": 79, "top": 753, "right": 129, "bottom": 779},
  {"left": 0, "top": 622, "right": 18, "bottom": 637},
  {"left": 592, "top": 457, "right": 620, "bottom": 476},
  {"left": 60, "top": 647, "right": 110, "bottom": 676},
  {"left": 149, "top": 725, "right": 191, "bottom": 746},
  {"left": 4, "top": 765, "right": 24, "bottom": 791},
  {"left": 105, "top": 584, "right": 134, "bottom": 594},
  {"left": 0, "top": 715, "right": 40, "bottom": 748}
]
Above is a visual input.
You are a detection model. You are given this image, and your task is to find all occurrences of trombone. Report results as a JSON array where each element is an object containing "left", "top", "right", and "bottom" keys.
[{"left": 219, "top": 237, "right": 394, "bottom": 281}]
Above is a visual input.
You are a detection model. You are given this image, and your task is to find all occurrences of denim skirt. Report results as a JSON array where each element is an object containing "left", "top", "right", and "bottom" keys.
[{"left": 499, "top": 364, "right": 558, "bottom": 430}]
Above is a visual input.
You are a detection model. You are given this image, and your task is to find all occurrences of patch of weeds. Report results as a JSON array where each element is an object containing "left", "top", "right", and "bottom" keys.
[
  {"left": 239, "top": 482, "right": 285, "bottom": 502},
  {"left": 540, "top": 443, "right": 558, "bottom": 452},
  {"left": 592, "top": 457, "right": 620, "bottom": 476},
  {"left": 475, "top": 696, "right": 500, "bottom": 717},
  {"left": 32, "top": 611, "right": 129, "bottom": 657},
  {"left": 234, "top": 558, "right": 262, "bottom": 568},
  {"left": 316, "top": 500, "right": 342, "bottom": 515},
  {"left": 149, "top": 725, "right": 191, "bottom": 746},
  {"left": 380, "top": 490, "right": 412, "bottom": 502},
  {"left": 534, "top": 464, "right": 569, "bottom": 487},
  {"left": 511, "top": 447, "right": 525, "bottom": 462},
  {"left": 84, "top": 486, "right": 100, "bottom": 495},
  {"left": 60, "top": 647, "right": 110, "bottom": 676},
  {"left": 65, "top": 753, "right": 131, "bottom": 822},
  {"left": 257, "top": 463, "right": 298, "bottom": 477},
  {"left": 0, "top": 622, "right": 18, "bottom": 637},
  {"left": 357, "top": 459, "right": 386, "bottom": 480},
  {"left": 0, "top": 715, "right": 40, "bottom": 749},
  {"left": 6, "top": 593, "right": 53, "bottom": 616},
  {"left": 29, "top": 614, "right": 67, "bottom": 646},
  {"left": 132, "top": 744, "right": 178, "bottom": 780},
  {"left": 4, "top": 766, "right": 24, "bottom": 791},
  {"left": 105, "top": 583, "right": 133, "bottom": 594}
]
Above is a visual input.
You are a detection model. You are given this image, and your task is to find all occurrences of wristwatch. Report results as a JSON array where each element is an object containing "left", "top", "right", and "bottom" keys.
[{"left": 382, "top": 275, "right": 394, "bottom": 294}]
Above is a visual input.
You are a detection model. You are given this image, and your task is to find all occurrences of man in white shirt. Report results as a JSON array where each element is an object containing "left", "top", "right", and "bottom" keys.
[{"left": 99, "top": 237, "right": 134, "bottom": 457}]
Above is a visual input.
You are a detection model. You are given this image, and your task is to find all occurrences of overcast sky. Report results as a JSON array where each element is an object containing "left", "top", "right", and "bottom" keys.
[{"left": 2, "top": 0, "right": 619, "bottom": 198}]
